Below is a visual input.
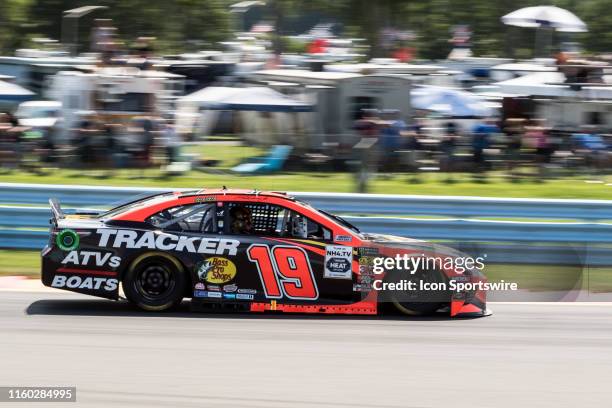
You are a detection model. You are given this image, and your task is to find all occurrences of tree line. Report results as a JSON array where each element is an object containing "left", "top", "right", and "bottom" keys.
[{"left": 0, "top": 0, "right": 610, "bottom": 59}]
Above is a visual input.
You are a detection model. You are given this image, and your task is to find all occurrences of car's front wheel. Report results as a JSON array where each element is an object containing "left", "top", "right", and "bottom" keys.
[
  {"left": 123, "top": 253, "right": 186, "bottom": 311},
  {"left": 386, "top": 268, "right": 449, "bottom": 316}
]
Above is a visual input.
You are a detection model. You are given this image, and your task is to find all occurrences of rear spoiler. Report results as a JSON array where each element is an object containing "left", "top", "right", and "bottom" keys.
[{"left": 49, "top": 198, "right": 65, "bottom": 225}]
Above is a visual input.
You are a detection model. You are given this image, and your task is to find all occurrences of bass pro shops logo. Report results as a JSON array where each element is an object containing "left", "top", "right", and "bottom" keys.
[{"left": 197, "top": 257, "right": 237, "bottom": 284}]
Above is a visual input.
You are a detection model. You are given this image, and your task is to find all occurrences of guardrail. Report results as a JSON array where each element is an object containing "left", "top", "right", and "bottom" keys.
[
  {"left": 2, "top": 183, "right": 612, "bottom": 220},
  {"left": 1, "top": 205, "right": 611, "bottom": 265}
]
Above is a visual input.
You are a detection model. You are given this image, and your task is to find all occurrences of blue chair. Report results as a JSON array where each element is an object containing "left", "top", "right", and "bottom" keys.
[{"left": 232, "top": 145, "right": 293, "bottom": 174}]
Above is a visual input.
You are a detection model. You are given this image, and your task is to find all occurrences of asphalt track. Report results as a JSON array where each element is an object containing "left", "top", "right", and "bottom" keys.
[{"left": 1, "top": 291, "right": 611, "bottom": 408}]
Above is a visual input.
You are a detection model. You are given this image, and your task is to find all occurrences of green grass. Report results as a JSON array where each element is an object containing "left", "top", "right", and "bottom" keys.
[
  {"left": 0, "top": 250, "right": 40, "bottom": 278},
  {"left": 3, "top": 250, "right": 612, "bottom": 293},
  {"left": 0, "top": 143, "right": 610, "bottom": 198}
]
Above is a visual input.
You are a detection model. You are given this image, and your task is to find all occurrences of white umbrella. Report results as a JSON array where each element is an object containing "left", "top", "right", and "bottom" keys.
[
  {"left": 0, "top": 80, "right": 34, "bottom": 101},
  {"left": 501, "top": 6, "right": 587, "bottom": 32},
  {"left": 411, "top": 86, "right": 493, "bottom": 117}
]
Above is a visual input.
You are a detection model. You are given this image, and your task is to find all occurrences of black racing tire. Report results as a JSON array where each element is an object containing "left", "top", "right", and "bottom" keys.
[
  {"left": 386, "top": 268, "right": 449, "bottom": 316},
  {"left": 123, "top": 253, "right": 186, "bottom": 312}
]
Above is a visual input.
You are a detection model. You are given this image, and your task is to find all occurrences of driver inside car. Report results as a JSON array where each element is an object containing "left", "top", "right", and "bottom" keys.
[{"left": 230, "top": 205, "right": 253, "bottom": 234}]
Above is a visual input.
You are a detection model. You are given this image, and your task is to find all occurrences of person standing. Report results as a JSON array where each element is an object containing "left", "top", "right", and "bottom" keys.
[
  {"left": 472, "top": 118, "right": 499, "bottom": 170},
  {"left": 440, "top": 121, "right": 458, "bottom": 172}
]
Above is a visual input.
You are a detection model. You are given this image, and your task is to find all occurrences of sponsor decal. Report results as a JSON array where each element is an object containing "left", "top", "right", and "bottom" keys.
[
  {"left": 56, "top": 229, "right": 80, "bottom": 251},
  {"left": 223, "top": 293, "right": 236, "bottom": 300},
  {"left": 236, "top": 293, "right": 254, "bottom": 300},
  {"left": 359, "top": 264, "right": 375, "bottom": 274},
  {"left": 51, "top": 275, "right": 118, "bottom": 291},
  {"left": 358, "top": 274, "right": 373, "bottom": 284},
  {"left": 206, "top": 291, "right": 222, "bottom": 298},
  {"left": 194, "top": 290, "right": 208, "bottom": 298},
  {"left": 194, "top": 282, "right": 205, "bottom": 290},
  {"left": 359, "top": 256, "right": 377, "bottom": 266},
  {"left": 61, "top": 251, "right": 121, "bottom": 268},
  {"left": 358, "top": 247, "right": 379, "bottom": 256},
  {"left": 223, "top": 284, "right": 238, "bottom": 293},
  {"left": 197, "top": 260, "right": 213, "bottom": 281},
  {"left": 195, "top": 196, "right": 216, "bottom": 203},
  {"left": 353, "top": 283, "right": 372, "bottom": 292},
  {"left": 335, "top": 235, "right": 352, "bottom": 242},
  {"left": 237, "top": 288, "right": 257, "bottom": 294},
  {"left": 197, "top": 257, "right": 237, "bottom": 284},
  {"left": 324, "top": 246, "right": 353, "bottom": 279},
  {"left": 96, "top": 229, "right": 239, "bottom": 256},
  {"left": 207, "top": 284, "right": 221, "bottom": 291}
]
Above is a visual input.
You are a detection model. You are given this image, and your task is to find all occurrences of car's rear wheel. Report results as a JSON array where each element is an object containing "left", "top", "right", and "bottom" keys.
[
  {"left": 123, "top": 254, "right": 186, "bottom": 311},
  {"left": 387, "top": 268, "right": 449, "bottom": 316}
]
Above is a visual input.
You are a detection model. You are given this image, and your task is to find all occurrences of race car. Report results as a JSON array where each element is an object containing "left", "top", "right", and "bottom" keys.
[{"left": 41, "top": 188, "right": 490, "bottom": 317}]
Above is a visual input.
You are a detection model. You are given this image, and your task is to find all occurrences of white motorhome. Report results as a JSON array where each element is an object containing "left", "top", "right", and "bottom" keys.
[
  {"left": 0, "top": 51, "right": 96, "bottom": 94},
  {"left": 495, "top": 70, "right": 612, "bottom": 131},
  {"left": 324, "top": 62, "right": 458, "bottom": 87},
  {"left": 45, "top": 67, "right": 184, "bottom": 135},
  {"left": 250, "top": 69, "right": 412, "bottom": 146}
]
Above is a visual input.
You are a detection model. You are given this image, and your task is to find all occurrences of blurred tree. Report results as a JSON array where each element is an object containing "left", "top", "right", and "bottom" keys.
[
  {"left": 24, "top": 0, "right": 232, "bottom": 54},
  {"left": 0, "top": 0, "right": 609, "bottom": 59}
]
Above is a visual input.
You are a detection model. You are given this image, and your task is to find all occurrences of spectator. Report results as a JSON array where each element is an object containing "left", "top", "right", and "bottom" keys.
[
  {"left": 472, "top": 118, "right": 499, "bottom": 169},
  {"left": 571, "top": 125, "right": 608, "bottom": 169},
  {"left": 525, "top": 119, "right": 551, "bottom": 163},
  {"left": 379, "top": 109, "right": 404, "bottom": 153},
  {"left": 73, "top": 114, "right": 99, "bottom": 168},
  {"left": 504, "top": 118, "right": 525, "bottom": 172},
  {"left": 0, "top": 113, "right": 21, "bottom": 170},
  {"left": 159, "top": 118, "right": 182, "bottom": 164},
  {"left": 353, "top": 109, "right": 380, "bottom": 138},
  {"left": 353, "top": 109, "right": 381, "bottom": 173},
  {"left": 439, "top": 121, "right": 458, "bottom": 172}
]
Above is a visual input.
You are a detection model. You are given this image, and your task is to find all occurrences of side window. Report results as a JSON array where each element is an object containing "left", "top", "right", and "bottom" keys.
[
  {"left": 226, "top": 202, "right": 331, "bottom": 240},
  {"left": 227, "top": 202, "right": 289, "bottom": 236},
  {"left": 147, "top": 203, "right": 219, "bottom": 233},
  {"left": 289, "top": 211, "right": 332, "bottom": 241}
]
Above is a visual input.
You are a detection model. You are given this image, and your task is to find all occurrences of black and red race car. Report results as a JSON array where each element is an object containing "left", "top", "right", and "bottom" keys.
[{"left": 42, "top": 188, "right": 490, "bottom": 317}]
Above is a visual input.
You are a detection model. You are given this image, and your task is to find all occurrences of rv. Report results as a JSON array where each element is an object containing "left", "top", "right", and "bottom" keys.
[
  {"left": 0, "top": 50, "right": 96, "bottom": 95},
  {"left": 250, "top": 69, "right": 412, "bottom": 147},
  {"left": 496, "top": 70, "right": 612, "bottom": 132},
  {"left": 324, "top": 62, "right": 459, "bottom": 87},
  {"left": 45, "top": 67, "right": 184, "bottom": 139}
]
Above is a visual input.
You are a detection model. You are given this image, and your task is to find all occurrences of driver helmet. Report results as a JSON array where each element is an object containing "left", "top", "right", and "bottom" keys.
[{"left": 230, "top": 206, "right": 253, "bottom": 234}]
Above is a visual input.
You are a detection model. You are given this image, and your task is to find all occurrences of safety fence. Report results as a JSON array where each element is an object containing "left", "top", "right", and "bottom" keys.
[
  {"left": 2, "top": 182, "right": 612, "bottom": 220},
  {"left": 1, "top": 182, "right": 611, "bottom": 266}
]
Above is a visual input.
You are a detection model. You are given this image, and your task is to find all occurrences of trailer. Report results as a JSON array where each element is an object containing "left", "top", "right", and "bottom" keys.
[{"left": 250, "top": 69, "right": 412, "bottom": 147}]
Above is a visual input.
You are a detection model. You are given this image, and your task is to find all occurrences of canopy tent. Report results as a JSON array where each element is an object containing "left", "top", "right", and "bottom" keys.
[
  {"left": 501, "top": 6, "right": 587, "bottom": 32},
  {"left": 178, "top": 86, "right": 244, "bottom": 105},
  {"left": 175, "top": 86, "right": 314, "bottom": 145},
  {"left": 411, "top": 86, "right": 494, "bottom": 117},
  {"left": 178, "top": 86, "right": 313, "bottom": 112},
  {"left": 0, "top": 80, "right": 35, "bottom": 102},
  {"left": 196, "top": 86, "right": 313, "bottom": 112}
]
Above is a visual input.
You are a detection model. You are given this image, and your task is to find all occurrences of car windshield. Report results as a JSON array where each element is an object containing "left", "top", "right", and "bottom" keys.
[{"left": 318, "top": 209, "right": 361, "bottom": 234}]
